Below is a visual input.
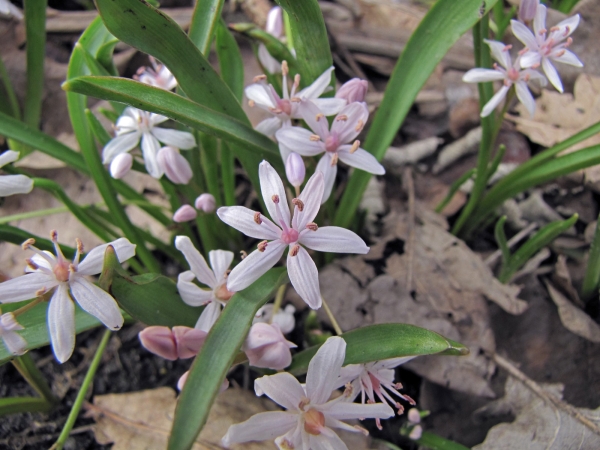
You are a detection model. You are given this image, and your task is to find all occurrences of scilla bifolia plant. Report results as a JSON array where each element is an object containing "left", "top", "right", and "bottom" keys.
[{"left": 0, "top": 0, "right": 593, "bottom": 449}]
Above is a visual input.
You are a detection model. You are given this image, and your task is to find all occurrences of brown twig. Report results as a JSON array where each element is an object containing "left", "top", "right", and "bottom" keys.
[{"left": 403, "top": 167, "right": 416, "bottom": 292}]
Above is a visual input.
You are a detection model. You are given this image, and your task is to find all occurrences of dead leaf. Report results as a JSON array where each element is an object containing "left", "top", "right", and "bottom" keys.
[
  {"left": 473, "top": 376, "right": 600, "bottom": 450},
  {"left": 544, "top": 280, "right": 600, "bottom": 343},
  {"left": 552, "top": 255, "right": 584, "bottom": 307}
]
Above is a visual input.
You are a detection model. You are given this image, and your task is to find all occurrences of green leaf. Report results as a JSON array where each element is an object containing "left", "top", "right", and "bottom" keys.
[
  {"left": 287, "top": 324, "right": 469, "bottom": 376},
  {"left": 274, "top": 0, "right": 332, "bottom": 85},
  {"left": 188, "top": 0, "right": 224, "bottom": 54},
  {"left": 23, "top": 0, "right": 47, "bottom": 131},
  {"left": 0, "top": 224, "right": 76, "bottom": 259},
  {"left": 494, "top": 215, "right": 510, "bottom": 270},
  {"left": 169, "top": 268, "right": 288, "bottom": 450},
  {"left": 216, "top": 19, "right": 244, "bottom": 101},
  {"left": 0, "top": 397, "right": 53, "bottom": 416},
  {"left": 96, "top": 39, "right": 120, "bottom": 76},
  {"left": 0, "top": 300, "right": 100, "bottom": 365},
  {"left": 582, "top": 212, "right": 600, "bottom": 301},
  {"left": 416, "top": 431, "right": 470, "bottom": 450},
  {"left": 334, "top": 0, "right": 500, "bottom": 229}
]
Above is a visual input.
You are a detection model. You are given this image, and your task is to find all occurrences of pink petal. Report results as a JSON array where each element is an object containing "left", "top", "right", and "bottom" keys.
[
  {"left": 69, "top": 277, "right": 123, "bottom": 331},
  {"left": 533, "top": 4, "right": 547, "bottom": 38},
  {"left": 245, "top": 83, "right": 277, "bottom": 109},
  {"left": 325, "top": 401, "right": 394, "bottom": 421},
  {"left": 216, "top": 206, "right": 281, "bottom": 241},
  {"left": 77, "top": 238, "right": 136, "bottom": 276},
  {"left": 259, "top": 161, "right": 291, "bottom": 229},
  {"left": 515, "top": 81, "right": 536, "bottom": 117},
  {"left": 551, "top": 49, "right": 583, "bottom": 67},
  {"left": 151, "top": 128, "right": 196, "bottom": 150},
  {"left": 227, "top": 241, "right": 286, "bottom": 292},
  {"left": 552, "top": 14, "right": 580, "bottom": 40},
  {"left": 139, "top": 326, "right": 178, "bottom": 360},
  {"left": 311, "top": 98, "right": 347, "bottom": 117},
  {"left": 141, "top": 132, "right": 163, "bottom": 178},
  {"left": 0, "top": 150, "right": 19, "bottom": 167},
  {"left": 484, "top": 39, "right": 511, "bottom": 69},
  {"left": 520, "top": 50, "right": 542, "bottom": 69},
  {"left": 222, "top": 411, "right": 298, "bottom": 447},
  {"left": 316, "top": 154, "right": 337, "bottom": 204},
  {"left": 0, "top": 174, "right": 34, "bottom": 196},
  {"left": 337, "top": 147, "right": 385, "bottom": 175},
  {"left": 330, "top": 102, "right": 369, "bottom": 144},
  {"left": 255, "top": 116, "right": 283, "bottom": 137},
  {"left": 293, "top": 171, "right": 324, "bottom": 231},
  {"left": 0, "top": 273, "right": 57, "bottom": 303},
  {"left": 462, "top": 68, "right": 506, "bottom": 83},
  {"left": 542, "top": 57, "right": 563, "bottom": 92},
  {"left": 511, "top": 19, "right": 538, "bottom": 50},
  {"left": 102, "top": 131, "right": 141, "bottom": 164},
  {"left": 176, "top": 271, "right": 214, "bottom": 306},
  {"left": 297, "top": 100, "right": 329, "bottom": 137},
  {"left": 297, "top": 66, "right": 335, "bottom": 100},
  {"left": 299, "top": 226, "right": 369, "bottom": 254},
  {"left": 275, "top": 126, "right": 325, "bottom": 157},
  {"left": 287, "top": 246, "right": 321, "bottom": 310},
  {"left": 48, "top": 284, "right": 75, "bottom": 363},
  {"left": 194, "top": 299, "right": 222, "bottom": 332},
  {"left": 481, "top": 85, "right": 510, "bottom": 117},
  {"left": 254, "top": 372, "right": 306, "bottom": 410},
  {"left": 306, "top": 336, "right": 346, "bottom": 404},
  {"left": 173, "top": 326, "right": 207, "bottom": 359},
  {"left": 175, "top": 236, "right": 217, "bottom": 287}
]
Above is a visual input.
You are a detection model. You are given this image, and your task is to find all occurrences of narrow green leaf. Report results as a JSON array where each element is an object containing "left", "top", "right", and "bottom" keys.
[
  {"left": 0, "top": 397, "right": 53, "bottom": 416},
  {"left": 0, "top": 224, "right": 75, "bottom": 258},
  {"left": 96, "top": 39, "right": 120, "bottom": 76},
  {"left": 417, "top": 431, "right": 470, "bottom": 450},
  {"left": 287, "top": 324, "right": 469, "bottom": 376},
  {"left": 334, "top": 0, "right": 500, "bottom": 229},
  {"left": 169, "top": 268, "right": 288, "bottom": 450},
  {"left": 435, "top": 168, "right": 476, "bottom": 213},
  {"left": 23, "top": 0, "right": 47, "bottom": 131},
  {"left": 188, "top": 0, "right": 225, "bottom": 54},
  {"left": 85, "top": 108, "right": 112, "bottom": 146},
  {"left": 216, "top": 19, "right": 244, "bottom": 101},
  {"left": 494, "top": 215, "right": 510, "bottom": 269},
  {"left": 581, "top": 212, "right": 600, "bottom": 301}
]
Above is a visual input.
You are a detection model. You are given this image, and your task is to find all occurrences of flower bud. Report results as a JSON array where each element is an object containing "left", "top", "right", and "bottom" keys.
[
  {"left": 407, "top": 408, "right": 421, "bottom": 424},
  {"left": 172, "top": 326, "right": 207, "bottom": 359},
  {"left": 518, "top": 0, "right": 539, "bottom": 23},
  {"left": 335, "top": 78, "right": 368, "bottom": 104},
  {"left": 194, "top": 193, "right": 216, "bottom": 213},
  {"left": 285, "top": 152, "right": 305, "bottom": 188},
  {"left": 173, "top": 204, "right": 197, "bottom": 223},
  {"left": 157, "top": 146, "right": 193, "bottom": 185},
  {"left": 409, "top": 425, "right": 423, "bottom": 441},
  {"left": 266, "top": 6, "right": 283, "bottom": 38},
  {"left": 177, "top": 370, "right": 229, "bottom": 392},
  {"left": 243, "top": 323, "right": 297, "bottom": 370},
  {"left": 139, "top": 326, "right": 178, "bottom": 360},
  {"left": 109, "top": 153, "right": 133, "bottom": 179},
  {"left": 0, "top": 312, "right": 27, "bottom": 356},
  {"left": 254, "top": 304, "right": 296, "bottom": 334}
]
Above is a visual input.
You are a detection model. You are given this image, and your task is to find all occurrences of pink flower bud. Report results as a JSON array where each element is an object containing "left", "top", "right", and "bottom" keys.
[
  {"left": 266, "top": 6, "right": 283, "bottom": 38},
  {"left": 407, "top": 408, "right": 421, "bottom": 424},
  {"left": 157, "top": 146, "right": 193, "bottom": 184},
  {"left": 285, "top": 152, "right": 305, "bottom": 188},
  {"left": 194, "top": 193, "right": 216, "bottom": 213},
  {"left": 335, "top": 78, "right": 368, "bottom": 104},
  {"left": 172, "top": 326, "right": 207, "bottom": 359},
  {"left": 243, "top": 323, "right": 297, "bottom": 370},
  {"left": 109, "top": 153, "right": 133, "bottom": 179},
  {"left": 409, "top": 424, "right": 423, "bottom": 441},
  {"left": 173, "top": 205, "right": 197, "bottom": 223},
  {"left": 177, "top": 370, "right": 229, "bottom": 392},
  {"left": 139, "top": 326, "right": 178, "bottom": 360},
  {"left": 518, "top": 0, "right": 539, "bottom": 23}
]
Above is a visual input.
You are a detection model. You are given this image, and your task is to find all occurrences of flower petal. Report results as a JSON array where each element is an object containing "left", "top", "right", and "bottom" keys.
[
  {"left": 336, "top": 364, "right": 365, "bottom": 388},
  {"left": 227, "top": 241, "right": 286, "bottom": 292},
  {"left": 515, "top": 80, "right": 536, "bottom": 117},
  {"left": 69, "top": 277, "right": 124, "bottom": 330},
  {"left": 259, "top": 160, "right": 291, "bottom": 228},
  {"left": 298, "top": 66, "right": 335, "bottom": 100},
  {"left": 2, "top": 329, "right": 27, "bottom": 355},
  {"left": 294, "top": 171, "right": 324, "bottom": 230},
  {"left": 257, "top": 44, "right": 282, "bottom": 74},
  {"left": 217, "top": 206, "right": 281, "bottom": 241},
  {"left": 300, "top": 226, "right": 369, "bottom": 254},
  {"left": 297, "top": 100, "right": 329, "bottom": 137},
  {"left": 484, "top": 39, "right": 511, "bottom": 69},
  {"left": 316, "top": 154, "right": 337, "bottom": 204},
  {"left": 481, "top": 85, "right": 510, "bottom": 117},
  {"left": 150, "top": 112, "right": 169, "bottom": 125},
  {"left": 0, "top": 174, "right": 34, "bottom": 196},
  {"left": 195, "top": 299, "right": 222, "bottom": 332},
  {"left": 325, "top": 401, "right": 394, "bottom": 420},
  {"left": 175, "top": 236, "right": 217, "bottom": 287},
  {"left": 287, "top": 246, "right": 321, "bottom": 310},
  {"left": 102, "top": 131, "right": 141, "bottom": 164},
  {"left": 221, "top": 411, "right": 297, "bottom": 447},
  {"left": 151, "top": 127, "right": 196, "bottom": 149},
  {"left": 511, "top": 19, "right": 538, "bottom": 50},
  {"left": 308, "top": 432, "right": 348, "bottom": 450},
  {"left": 255, "top": 372, "right": 306, "bottom": 410},
  {"left": 331, "top": 102, "right": 369, "bottom": 144},
  {"left": 275, "top": 126, "right": 325, "bottom": 157},
  {"left": 0, "top": 273, "right": 57, "bottom": 303},
  {"left": 245, "top": 83, "right": 277, "bottom": 109},
  {"left": 337, "top": 147, "right": 385, "bottom": 175},
  {"left": 306, "top": 336, "right": 346, "bottom": 404},
  {"left": 553, "top": 13, "right": 580, "bottom": 40},
  {"left": 77, "top": 238, "right": 136, "bottom": 276},
  {"left": 47, "top": 284, "right": 75, "bottom": 363},
  {"left": 520, "top": 50, "right": 542, "bottom": 69},
  {"left": 177, "top": 270, "right": 214, "bottom": 306},
  {"left": 542, "top": 57, "right": 563, "bottom": 92},
  {"left": 533, "top": 4, "right": 547, "bottom": 38},
  {"left": 311, "top": 98, "right": 347, "bottom": 117},
  {"left": 141, "top": 133, "right": 163, "bottom": 178},
  {"left": 209, "top": 250, "right": 234, "bottom": 282},
  {"left": 551, "top": 49, "right": 583, "bottom": 68},
  {"left": 255, "top": 117, "right": 283, "bottom": 137},
  {"left": 462, "top": 68, "right": 506, "bottom": 83},
  {"left": 0, "top": 150, "right": 19, "bottom": 168}
]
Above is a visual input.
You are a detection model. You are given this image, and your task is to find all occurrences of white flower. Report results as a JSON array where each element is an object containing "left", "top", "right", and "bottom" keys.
[
  {"left": 463, "top": 40, "right": 547, "bottom": 117},
  {"left": 336, "top": 357, "right": 416, "bottom": 429},
  {"left": 0, "top": 232, "right": 136, "bottom": 363},
  {"left": 0, "top": 151, "right": 34, "bottom": 197},
  {"left": 511, "top": 4, "right": 582, "bottom": 93},
  {"left": 257, "top": 6, "right": 284, "bottom": 74},
  {"left": 245, "top": 64, "right": 346, "bottom": 137},
  {"left": 222, "top": 336, "right": 394, "bottom": 450},
  {"left": 134, "top": 56, "right": 177, "bottom": 91},
  {"left": 102, "top": 107, "right": 196, "bottom": 179},
  {"left": 0, "top": 0, "right": 22, "bottom": 19},
  {"left": 276, "top": 101, "right": 385, "bottom": 203},
  {"left": 243, "top": 322, "right": 296, "bottom": 370},
  {"left": 0, "top": 312, "right": 27, "bottom": 356},
  {"left": 174, "top": 236, "right": 235, "bottom": 332},
  {"left": 217, "top": 161, "right": 369, "bottom": 309}
]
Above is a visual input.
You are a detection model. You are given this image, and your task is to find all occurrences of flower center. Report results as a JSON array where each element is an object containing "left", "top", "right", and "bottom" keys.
[
  {"left": 215, "top": 283, "right": 235, "bottom": 302},
  {"left": 325, "top": 134, "right": 339, "bottom": 153},
  {"left": 277, "top": 99, "right": 292, "bottom": 116},
  {"left": 53, "top": 261, "right": 70, "bottom": 283},
  {"left": 507, "top": 67, "right": 520, "bottom": 82},
  {"left": 303, "top": 408, "right": 325, "bottom": 436},
  {"left": 281, "top": 228, "right": 299, "bottom": 244}
]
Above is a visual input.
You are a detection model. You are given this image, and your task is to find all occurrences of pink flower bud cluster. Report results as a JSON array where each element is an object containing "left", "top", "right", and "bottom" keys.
[{"left": 172, "top": 193, "right": 216, "bottom": 223}]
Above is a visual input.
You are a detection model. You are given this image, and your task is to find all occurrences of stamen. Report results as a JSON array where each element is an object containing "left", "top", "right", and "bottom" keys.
[
  {"left": 26, "top": 258, "right": 39, "bottom": 270},
  {"left": 240, "top": 250, "right": 248, "bottom": 260},
  {"left": 22, "top": 238, "right": 35, "bottom": 250},
  {"left": 343, "top": 382, "right": 354, "bottom": 397},
  {"left": 51, "top": 230, "right": 58, "bottom": 243},
  {"left": 315, "top": 113, "right": 325, "bottom": 121},
  {"left": 549, "top": 26, "right": 559, "bottom": 33},
  {"left": 292, "top": 198, "right": 304, "bottom": 211},
  {"left": 502, "top": 44, "right": 512, "bottom": 52},
  {"left": 306, "top": 222, "right": 318, "bottom": 231},
  {"left": 564, "top": 26, "right": 571, "bottom": 36},
  {"left": 290, "top": 97, "right": 301, "bottom": 103},
  {"left": 524, "top": 73, "right": 531, "bottom": 81},
  {"left": 293, "top": 74, "right": 301, "bottom": 87},
  {"left": 281, "top": 60, "right": 289, "bottom": 76},
  {"left": 336, "top": 114, "right": 348, "bottom": 121},
  {"left": 309, "top": 134, "right": 321, "bottom": 141},
  {"left": 566, "top": 37, "right": 573, "bottom": 46},
  {"left": 350, "top": 140, "right": 360, "bottom": 154},
  {"left": 330, "top": 153, "right": 339, "bottom": 166},
  {"left": 493, "top": 62, "right": 499, "bottom": 70},
  {"left": 532, "top": 62, "right": 541, "bottom": 69},
  {"left": 518, "top": 48, "right": 528, "bottom": 55},
  {"left": 354, "top": 425, "right": 369, "bottom": 436},
  {"left": 289, "top": 245, "right": 300, "bottom": 257},
  {"left": 355, "top": 119, "right": 364, "bottom": 132},
  {"left": 270, "top": 107, "right": 283, "bottom": 114},
  {"left": 394, "top": 382, "right": 403, "bottom": 389},
  {"left": 248, "top": 99, "right": 255, "bottom": 107},
  {"left": 35, "top": 287, "right": 47, "bottom": 297},
  {"left": 539, "top": 28, "right": 547, "bottom": 35},
  {"left": 272, "top": 194, "right": 280, "bottom": 204},
  {"left": 405, "top": 394, "right": 416, "bottom": 405},
  {"left": 254, "top": 212, "right": 262, "bottom": 224},
  {"left": 253, "top": 74, "right": 267, "bottom": 83},
  {"left": 258, "top": 241, "right": 268, "bottom": 252},
  {"left": 76, "top": 238, "right": 84, "bottom": 254},
  {"left": 298, "top": 397, "right": 310, "bottom": 410}
]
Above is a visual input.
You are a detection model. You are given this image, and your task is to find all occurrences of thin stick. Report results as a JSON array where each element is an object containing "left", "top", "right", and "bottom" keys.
[
  {"left": 270, "top": 284, "right": 287, "bottom": 321},
  {"left": 321, "top": 297, "right": 343, "bottom": 335},
  {"left": 403, "top": 167, "right": 416, "bottom": 292},
  {"left": 492, "top": 352, "right": 600, "bottom": 436}
]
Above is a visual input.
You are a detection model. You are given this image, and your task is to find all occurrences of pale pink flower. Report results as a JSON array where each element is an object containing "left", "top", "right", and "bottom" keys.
[
  {"left": 0, "top": 232, "right": 136, "bottom": 363},
  {"left": 254, "top": 304, "right": 296, "bottom": 334},
  {"left": 285, "top": 152, "right": 305, "bottom": 189},
  {"left": 195, "top": 193, "right": 216, "bottom": 213},
  {"left": 0, "top": 0, "right": 22, "bottom": 19},
  {"left": 0, "top": 312, "right": 27, "bottom": 356},
  {"left": 175, "top": 236, "right": 235, "bottom": 332},
  {"left": 245, "top": 65, "right": 345, "bottom": 137},
  {"left": 337, "top": 357, "right": 416, "bottom": 429},
  {"left": 217, "top": 161, "right": 369, "bottom": 309},
  {"left": 173, "top": 205, "right": 197, "bottom": 223},
  {"left": 335, "top": 78, "right": 368, "bottom": 104},
  {"left": 109, "top": 153, "right": 133, "bottom": 179},
  {"left": 276, "top": 101, "right": 384, "bottom": 203},
  {"left": 103, "top": 107, "right": 196, "bottom": 179},
  {"left": 243, "top": 322, "right": 296, "bottom": 370},
  {"left": 511, "top": 5, "right": 582, "bottom": 93},
  {"left": 139, "top": 325, "right": 207, "bottom": 360},
  {"left": 0, "top": 150, "right": 33, "bottom": 197},
  {"left": 258, "top": 6, "right": 284, "bottom": 74},
  {"left": 463, "top": 40, "right": 546, "bottom": 117},
  {"left": 222, "top": 336, "right": 394, "bottom": 449},
  {"left": 134, "top": 56, "right": 177, "bottom": 91},
  {"left": 407, "top": 408, "right": 423, "bottom": 440},
  {"left": 518, "top": 0, "right": 539, "bottom": 23},
  {"left": 156, "top": 146, "right": 193, "bottom": 185}
]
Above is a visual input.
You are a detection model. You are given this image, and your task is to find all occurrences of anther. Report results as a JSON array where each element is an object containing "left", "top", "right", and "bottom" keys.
[
  {"left": 271, "top": 194, "right": 280, "bottom": 204},
  {"left": 394, "top": 382, "right": 403, "bottom": 389},
  {"left": 290, "top": 97, "right": 301, "bottom": 103},
  {"left": 309, "top": 134, "right": 321, "bottom": 141},
  {"left": 258, "top": 241, "right": 268, "bottom": 252},
  {"left": 566, "top": 37, "right": 573, "bottom": 46},
  {"left": 294, "top": 74, "right": 301, "bottom": 86},
  {"left": 306, "top": 222, "right": 318, "bottom": 231},
  {"left": 290, "top": 245, "right": 300, "bottom": 257},
  {"left": 502, "top": 44, "right": 512, "bottom": 52},
  {"left": 405, "top": 394, "right": 416, "bottom": 405},
  {"left": 298, "top": 397, "right": 310, "bottom": 411},
  {"left": 336, "top": 114, "right": 348, "bottom": 121},
  {"left": 254, "top": 212, "right": 262, "bottom": 224},
  {"left": 248, "top": 99, "right": 255, "bottom": 107},
  {"left": 51, "top": 230, "right": 58, "bottom": 242},
  {"left": 539, "top": 28, "right": 547, "bottom": 35},
  {"left": 493, "top": 62, "right": 499, "bottom": 70},
  {"left": 292, "top": 198, "right": 304, "bottom": 211},
  {"left": 354, "top": 425, "right": 369, "bottom": 436},
  {"left": 281, "top": 60, "right": 289, "bottom": 76},
  {"left": 26, "top": 258, "right": 39, "bottom": 270},
  {"left": 22, "top": 238, "right": 35, "bottom": 250},
  {"left": 35, "top": 288, "right": 47, "bottom": 297},
  {"left": 532, "top": 62, "right": 541, "bottom": 69},
  {"left": 270, "top": 108, "right": 283, "bottom": 114},
  {"left": 240, "top": 250, "right": 248, "bottom": 259},
  {"left": 330, "top": 153, "right": 339, "bottom": 166},
  {"left": 564, "top": 26, "right": 571, "bottom": 36},
  {"left": 343, "top": 382, "right": 354, "bottom": 397},
  {"left": 315, "top": 113, "right": 325, "bottom": 121},
  {"left": 253, "top": 74, "right": 267, "bottom": 83},
  {"left": 550, "top": 26, "right": 559, "bottom": 33},
  {"left": 355, "top": 119, "right": 364, "bottom": 132},
  {"left": 350, "top": 140, "right": 360, "bottom": 154},
  {"left": 76, "top": 238, "right": 84, "bottom": 254},
  {"left": 69, "top": 263, "right": 77, "bottom": 273}
]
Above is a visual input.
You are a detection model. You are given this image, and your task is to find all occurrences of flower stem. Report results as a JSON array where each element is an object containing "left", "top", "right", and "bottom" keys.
[
  {"left": 270, "top": 284, "right": 287, "bottom": 321},
  {"left": 11, "top": 296, "right": 47, "bottom": 317},
  {"left": 0, "top": 56, "right": 21, "bottom": 119},
  {"left": 321, "top": 297, "right": 343, "bottom": 335},
  {"left": 51, "top": 329, "right": 111, "bottom": 450},
  {"left": 11, "top": 353, "right": 56, "bottom": 405}
]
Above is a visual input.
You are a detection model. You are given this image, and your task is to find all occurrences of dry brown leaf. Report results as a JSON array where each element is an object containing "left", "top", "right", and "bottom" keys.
[
  {"left": 544, "top": 280, "right": 600, "bottom": 343},
  {"left": 473, "top": 376, "right": 600, "bottom": 450}
]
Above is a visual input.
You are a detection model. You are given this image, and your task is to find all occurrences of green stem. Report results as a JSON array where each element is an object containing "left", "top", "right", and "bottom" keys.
[
  {"left": 0, "top": 206, "right": 70, "bottom": 225},
  {"left": 581, "top": 212, "right": 600, "bottom": 301},
  {"left": 221, "top": 142, "right": 236, "bottom": 206},
  {"left": 0, "top": 397, "right": 53, "bottom": 416},
  {"left": 12, "top": 353, "right": 56, "bottom": 404},
  {"left": 0, "top": 56, "right": 20, "bottom": 119},
  {"left": 270, "top": 284, "right": 287, "bottom": 320},
  {"left": 11, "top": 297, "right": 47, "bottom": 318},
  {"left": 321, "top": 297, "right": 342, "bottom": 335},
  {"left": 51, "top": 329, "right": 111, "bottom": 450},
  {"left": 23, "top": 0, "right": 47, "bottom": 130}
]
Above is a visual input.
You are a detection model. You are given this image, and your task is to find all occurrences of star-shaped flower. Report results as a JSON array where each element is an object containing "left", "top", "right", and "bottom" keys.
[
  {"left": 175, "top": 236, "right": 235, "bottom": 332},
  {"left": 134, "top": 56, "right": 177, "bottom": 91},
  {"left": 217, "top": 161, "right": 369, "bottom": 309},
  {"left": 0, "top": 232, "right": 136, "bottom": 363},
  {"left": 276, "top": 101, "right": 385, "bottom": 203},
  {"left": 511, "top": 4, "right": 582, "bottom": 93},
  {"left": 0, "top": 150, "right": 33, "bottom": 197},
  {"left": 222, "top": 336, "right": 394, "bottom": 450},
  {"left": 102, "top": 107, "right": 196, "bottom": 179}
]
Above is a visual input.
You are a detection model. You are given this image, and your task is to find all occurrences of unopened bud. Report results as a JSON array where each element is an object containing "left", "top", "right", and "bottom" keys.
[
  {"left": 194, "top": 193, "right": 216, "bottom": 213},
  {"left": 409, "top": 425, "right": 423, "bottom": 441},
  {"left": 285, "top": 152, "right": 305, "bottom": 188},
  {"left": 139, "top": 326, "right": 178, "bottom": 360},
  {"left": 518, "top": 0, "right": 539, "bottom": 23},
  {"left": 335, "top": 78, "right": 368, "bottom": 104},
  {"left": 177, "top": 371, "right": 229, "bottom": 392},
  {"left": 172, "top": 326, "right": 207, "bottom": 359},
  {"left": 266, "top": 6, "right": 283, "bottom": 38},
  {"left": 173, "top": 204, "right": 197, "bottom": 223},
  {"left": 109, "top": 153, "right": 133, "bottom": 179},
  {"left": 157, "top": 146, "right": 193, "bottom": 185},
  {"left": 243, "top": 323, "right": 297, "bottom": 370},
  {"left": 407, "top": 408, "right": 421, "bottom": 424}
]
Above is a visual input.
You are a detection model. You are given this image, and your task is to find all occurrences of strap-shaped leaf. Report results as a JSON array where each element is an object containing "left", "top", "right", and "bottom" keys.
[
  {"left": 188, "top": 0, "right": 224, "bottom": 54},
  {"left": 334, "top": 0, "right": 500, "bottom": 229},
  {"left": 216, "top": 19, "right": 244, "bottom": 102},
  {"left": 169, "top": 268, "right": 288, "bottom": 450},
  {"left": 287, "top": 323, "right": 469, "bottom": 376}
]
